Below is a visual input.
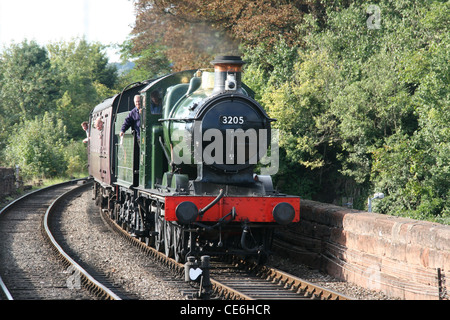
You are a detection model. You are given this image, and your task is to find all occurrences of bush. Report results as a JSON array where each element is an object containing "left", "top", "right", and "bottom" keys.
[
  {"left": 64, "top": 140, "right": 89, "bottom": 177},
  {"left": 3, "top": 113, "right": 69, "bottom": 180}
]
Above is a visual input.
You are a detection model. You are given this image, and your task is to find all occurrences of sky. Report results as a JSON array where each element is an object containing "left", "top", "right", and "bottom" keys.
[{"left": 0, "top": 0, "right": 136, "bottom": 62}]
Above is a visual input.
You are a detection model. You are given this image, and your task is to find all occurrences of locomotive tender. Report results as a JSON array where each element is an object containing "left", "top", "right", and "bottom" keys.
[{"left": 88, "top": 56, "right": 300, "bottom": 263}]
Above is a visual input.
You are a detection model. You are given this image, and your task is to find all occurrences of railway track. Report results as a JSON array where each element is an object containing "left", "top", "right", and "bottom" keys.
[
  {"left": 0, "top": 179, "right": 120, "bottom": 300},
  {"left": 209, "top": 259, "right": 352, "bottom": 300},
  {"left": 1, "top": 180, "right": 353, "bottom": 300},
  {"left": 99, "top": 205, "right": 353, "bottom": 300}
]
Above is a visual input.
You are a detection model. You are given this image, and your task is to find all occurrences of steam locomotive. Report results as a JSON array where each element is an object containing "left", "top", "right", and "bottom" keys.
[{"left": 88, "top": 56, "right": 300, "bottom": 263}]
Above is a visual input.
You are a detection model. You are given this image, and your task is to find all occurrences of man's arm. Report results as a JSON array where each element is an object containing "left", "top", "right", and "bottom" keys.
[{"left": 120, "top": 111, "right": 135, "bottom": 136}]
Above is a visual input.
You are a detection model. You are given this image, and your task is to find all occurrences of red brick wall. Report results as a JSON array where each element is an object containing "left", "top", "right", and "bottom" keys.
[{"left": 279, "top": 200, "right": 450, "bottom": 300}]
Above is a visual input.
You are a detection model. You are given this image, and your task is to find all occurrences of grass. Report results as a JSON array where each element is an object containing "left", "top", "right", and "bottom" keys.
[{"left": 26, "top": 172, "right": 89, "bottom": 190}]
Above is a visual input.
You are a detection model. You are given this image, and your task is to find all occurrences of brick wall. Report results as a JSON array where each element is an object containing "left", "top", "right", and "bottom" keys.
[
  {"left": 0, "top": 167, "right": 15, "bottom": 198},
  {"left": 277, "top": 200, "right": 450, "bottom": 300}
]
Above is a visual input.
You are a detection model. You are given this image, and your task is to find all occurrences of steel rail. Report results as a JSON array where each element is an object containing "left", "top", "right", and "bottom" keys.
[
  {"left": 42, "top": 179, "right": 122, "bottom": 300},
  {"left": 0, "top": 178, "right": 122, "bottom": 300},
  {"left": 0, "top": 179, "right": 84, "bottom": 300},
  {"left": 256, "top": 264, "right": 354, "bottom": 300},
  {"left": 207, "top": 257, "right": 354, "bottom": 300},
  {"left": 0, "top": 273, "right": 13, "bottom": 300},
  {"left": 98, "top": 205, "right": 353, "bottom": 300}
]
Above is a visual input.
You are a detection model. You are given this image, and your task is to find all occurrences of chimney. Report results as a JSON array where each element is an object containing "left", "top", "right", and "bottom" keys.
[{"left": 211, "top": 56, "right": 245, "bottom": 94}]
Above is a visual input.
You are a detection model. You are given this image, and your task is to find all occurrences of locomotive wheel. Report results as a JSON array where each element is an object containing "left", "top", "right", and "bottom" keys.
[
  {"left": 145, "top": 203, "right": 156, "bottom": 247},
  {"left": 143, "top": 220, "right": 155, "bottom": 247},
  {"left": 111, "top": 203, "right": 120, "bottom": 222},
  {"left": 155, "top": 213, "right": 164, "bottom": 252},
  {"left": 164, "top": 221, "right": 174, "bottom": 258},
  {"left": 174, "top": 225, "right": 188, "bottom": 263}
]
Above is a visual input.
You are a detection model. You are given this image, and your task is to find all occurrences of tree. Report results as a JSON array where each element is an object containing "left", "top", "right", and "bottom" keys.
[
  {"left": 244, "top": 0, "right": 449, "bottom": 216},
  {"left": 3, "top": 113, "right": 69, "bottom": 179},
  {"left": 119, "top": 39, "right": 172, "bottom": 83},
  {"left": 128, "top": 0, "right": 324, "bottom": 71},
  {"left": 0, "top": 40, "right": 59, "bottom": 124},
  {"left": 0, "top": 39, "right": 119, "bottom": 179},
  {"left": 371, "top": 1, "right": 450, "bottom": 220},
  {"left": 47, "top": 38, "right": 118, "bottom": 139}
]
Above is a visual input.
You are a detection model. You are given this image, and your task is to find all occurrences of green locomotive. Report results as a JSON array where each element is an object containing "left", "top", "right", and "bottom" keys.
[{"left": 89, "top": 56, "right": 300, "bottom": 263}]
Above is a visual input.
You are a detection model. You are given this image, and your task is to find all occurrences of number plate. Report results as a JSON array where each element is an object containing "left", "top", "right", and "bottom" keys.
[{"left": 220, "top": 115, "right": 245, "bottom": 125}]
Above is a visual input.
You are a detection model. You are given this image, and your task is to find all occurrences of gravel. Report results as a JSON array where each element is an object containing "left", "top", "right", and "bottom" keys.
[
  {"left": 58, "top": 188, "right": 187, "bottom": 300},
  {"left": 60, "top": 187, "right": 393, "bottom": 300},
  {"left": 266, "top": 255, "right": 394, "bottom": 300},
  {"left": 0, "top": 185, "right": 94, "bottom": 300}
]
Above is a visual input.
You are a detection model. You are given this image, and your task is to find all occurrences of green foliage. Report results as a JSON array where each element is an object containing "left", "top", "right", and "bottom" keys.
[
  {"left": 47, "top": 38, "right": 118, "bottom": 139},
  {"left": 370, "top": 3, "right": 450, "bottom": 220},
  {"left": 64, "top": 140, "right": 89, "bottom": 177},
  {"left": 0, "top": 2, "right": 448, "bottom": 224},
  {"left": 241, "top": 1, "right": 449, "bottom": 221},
  {"left": 3, "top": 113, "right": 68, "bottom": 179},
  {"left": 0, "top": 40, "right": 60, "bottom": 150},
  {"left": 118, "top": 39, "right": 172, "bottom": 84},
  {"left": 0, "top": 38, "right": 117, "bottom": 179}
]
